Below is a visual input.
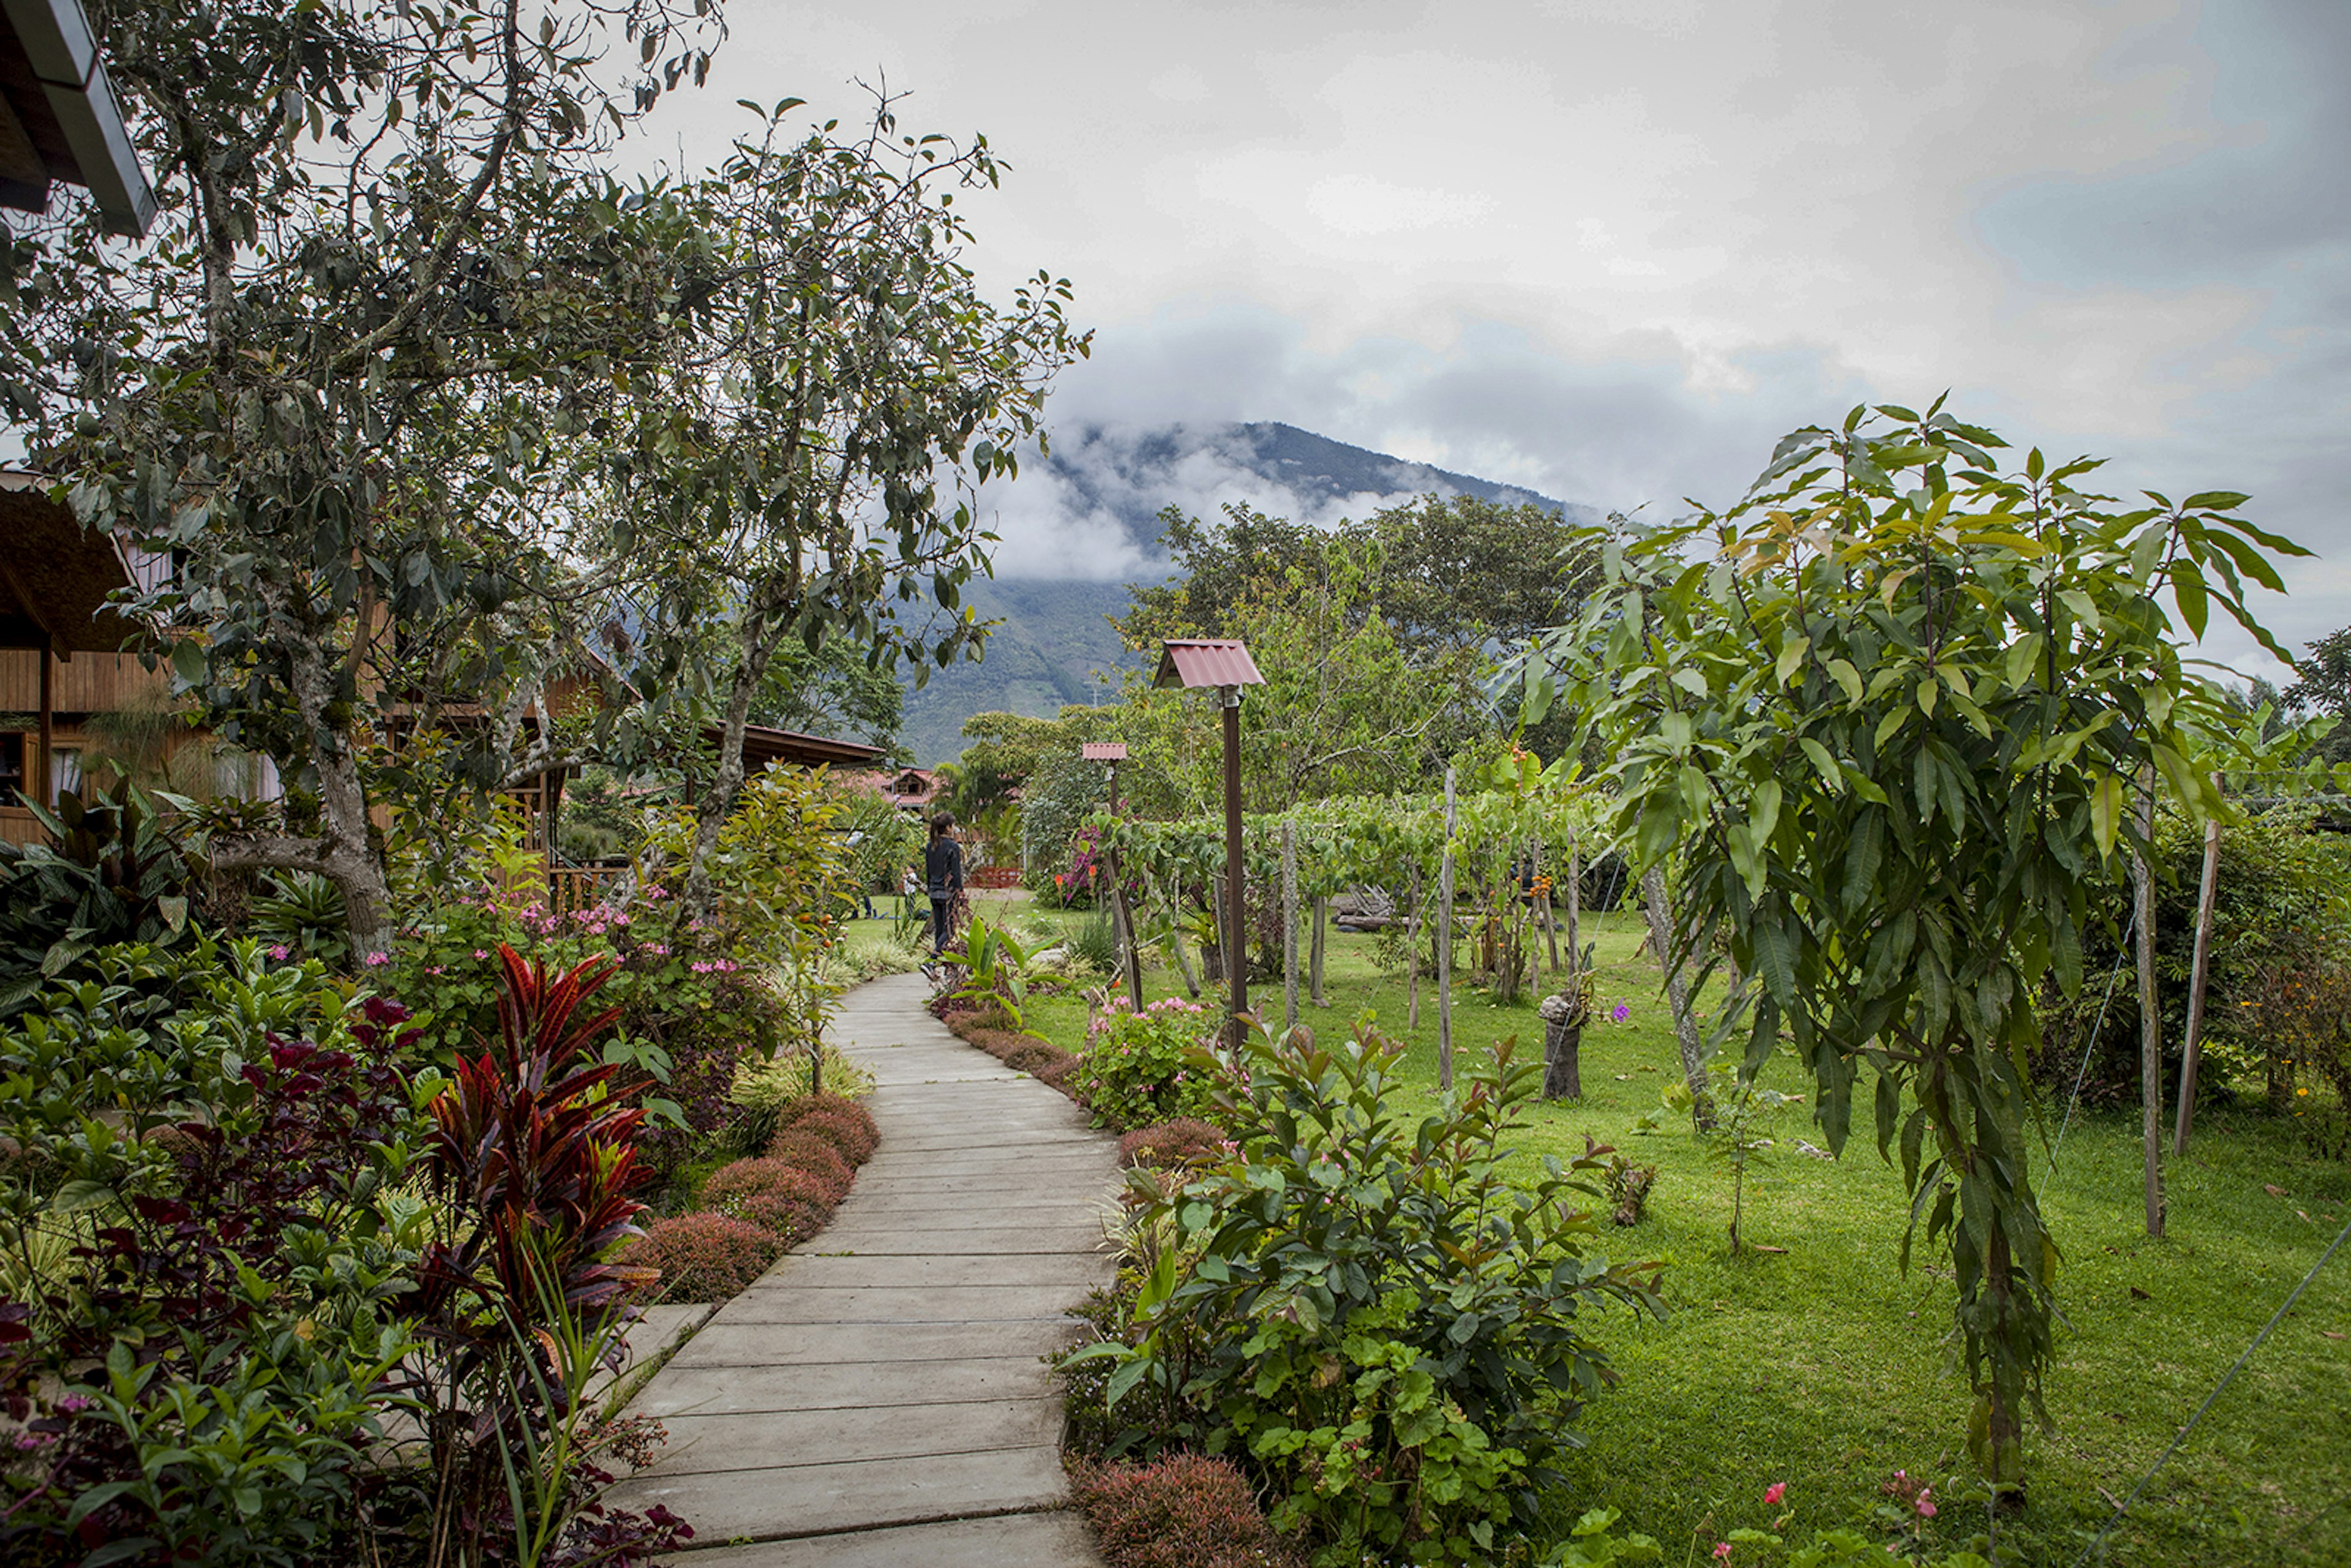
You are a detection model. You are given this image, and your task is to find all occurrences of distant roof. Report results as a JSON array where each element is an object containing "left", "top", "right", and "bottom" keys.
[
  {"left": 1079, "top": 741, "right": 1128, "bottom": 760},
  {"left": 1155, "top": 639, "right": 1264, "bottom": 691},
  {"left": 731, "top": 723, "right": 887, "bottom": 772},
  {"left": 0, "top": 0, "right": 157, "bottom": 234},
  {"left": 0, "top": 472, "right": 142, "bottom": 656}
]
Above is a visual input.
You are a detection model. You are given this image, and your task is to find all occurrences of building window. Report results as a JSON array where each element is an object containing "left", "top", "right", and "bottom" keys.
[
  {"left": 0, "top": 733, "right": 22, "bottom": 803},
  {"left": 50, "top": 746, "right": 83, "bottom": 800}
]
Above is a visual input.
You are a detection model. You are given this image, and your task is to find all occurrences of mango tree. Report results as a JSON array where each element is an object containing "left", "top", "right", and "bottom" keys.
[{"left": 1523, "top": 400, "right": 2304, "bottom": 1487}]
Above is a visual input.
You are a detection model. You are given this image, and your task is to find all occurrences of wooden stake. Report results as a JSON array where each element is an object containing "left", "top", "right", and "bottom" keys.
[
  {"left": 1281, "top": 819, "right": 1300, "bottom": 1036},
  {"left": 2173, "top": 811, "right": 2222, "bottom": 1157},
  {"left": 1438, "top": 768, "right": 1456, "bottom": 1090},
  {"left": 1310, "top": 892, "right": 1327, "bottom": 1006},
  {"left": 2132, "top": 770, "right": 2165, "bottom": 1238},
  {"left": 1406, "top": 860, "right": 1422, "bottom": 1031}
]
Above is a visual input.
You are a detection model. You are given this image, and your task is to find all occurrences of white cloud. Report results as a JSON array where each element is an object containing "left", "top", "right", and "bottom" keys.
[{"left": 619, "top": 0, "right": 2351, "bottom": 666}]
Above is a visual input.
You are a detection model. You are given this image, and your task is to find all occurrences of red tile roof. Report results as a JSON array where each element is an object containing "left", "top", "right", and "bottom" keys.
[{"left": 1079, "top": 741, "right": 1128, "bottom": 760}]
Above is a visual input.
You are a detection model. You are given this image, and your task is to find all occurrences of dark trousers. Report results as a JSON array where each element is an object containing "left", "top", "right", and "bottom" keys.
[{"left": 930, "top": 896, "right": 954, "bottom": 953}]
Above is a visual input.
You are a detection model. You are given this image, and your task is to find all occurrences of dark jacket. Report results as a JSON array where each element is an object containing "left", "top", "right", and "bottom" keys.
[{"left": 923, "top": 837, "right": 964, "bottom": 899}]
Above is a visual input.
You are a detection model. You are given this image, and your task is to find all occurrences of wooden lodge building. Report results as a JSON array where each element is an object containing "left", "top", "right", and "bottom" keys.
[{"left": 0, "top": 473, "right": 884, "bottom": 883}]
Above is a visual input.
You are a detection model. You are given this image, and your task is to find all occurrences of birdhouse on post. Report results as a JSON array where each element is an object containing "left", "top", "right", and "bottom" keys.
[{"left": 1155, "top": 640, "right": 1263, "bottom": 1053}]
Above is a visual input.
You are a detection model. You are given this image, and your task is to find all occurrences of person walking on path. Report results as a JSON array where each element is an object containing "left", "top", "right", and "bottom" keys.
[{"left": 924, "top": 812, "right": 964, "bottom": 962}]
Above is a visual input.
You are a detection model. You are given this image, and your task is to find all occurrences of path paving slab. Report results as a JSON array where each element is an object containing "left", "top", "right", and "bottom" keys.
[
  {"left": 613, "top": 972, "right": 1112, "bottom": 1564},
  {"left": 674, "top": 1510, "right": 1099, "bottom": 1568}
]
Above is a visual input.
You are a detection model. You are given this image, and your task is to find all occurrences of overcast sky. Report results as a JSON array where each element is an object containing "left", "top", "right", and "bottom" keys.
[{"left": 636, "top": 0, "right": 2349, "bottom": 675}]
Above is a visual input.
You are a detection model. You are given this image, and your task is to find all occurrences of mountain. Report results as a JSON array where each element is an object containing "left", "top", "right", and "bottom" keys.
[{"left": 892, "top": 422, "right": 1588, "bottom": 763}]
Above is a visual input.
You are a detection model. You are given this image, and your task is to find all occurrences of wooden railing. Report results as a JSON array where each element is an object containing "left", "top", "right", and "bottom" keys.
[{"left": 547, "top": 863, "right": 627, "bottom": 913}]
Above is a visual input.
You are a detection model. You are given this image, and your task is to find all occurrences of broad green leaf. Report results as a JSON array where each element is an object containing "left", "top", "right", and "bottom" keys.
[
  {"left": 1775, "top": 636, "right": 1810, "bottom": 686},
  {"left": 1827, "top": 658, "right": 1863, "bottom": 704},
  {"left": 2088, "top": 772, "right": 2124, "bottom": 860}
]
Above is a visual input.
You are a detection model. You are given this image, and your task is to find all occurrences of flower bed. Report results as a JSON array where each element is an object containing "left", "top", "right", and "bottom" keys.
[{"left": 618, "top": 1087, "right": 881, "bottom": 1304}]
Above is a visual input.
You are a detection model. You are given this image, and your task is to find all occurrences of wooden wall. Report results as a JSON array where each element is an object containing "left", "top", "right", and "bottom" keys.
[{"left": 0, "top": 650, "right": 168, "bottom": 714}]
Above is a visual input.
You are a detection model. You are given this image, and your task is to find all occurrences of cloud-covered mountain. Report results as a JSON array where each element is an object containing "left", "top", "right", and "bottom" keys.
[{"left": 894, "top": 422, "right": 1592, "bottom": 762}]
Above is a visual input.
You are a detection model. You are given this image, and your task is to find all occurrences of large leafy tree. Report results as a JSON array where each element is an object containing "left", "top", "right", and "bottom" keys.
[
  {"left": 1528, "top": 400, "right": 2304, "bottom": 1487},
  {"left": 1, "top": 0, "right": 727, "bottom": 954},
  {"left": 602, "top": 98, "right": 1089, "bottom": 915}
]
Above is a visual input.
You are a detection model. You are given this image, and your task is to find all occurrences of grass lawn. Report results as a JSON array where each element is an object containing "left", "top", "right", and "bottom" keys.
[{"left": 1002, "top": 902, "right": 2351, "bottom": 1566}]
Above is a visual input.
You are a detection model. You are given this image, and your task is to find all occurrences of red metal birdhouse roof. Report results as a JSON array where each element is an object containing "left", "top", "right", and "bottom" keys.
[
  {"left": 1080, "top": 741, "right": 1128, "bottom": 760},
  {"left": 1154, "top": 639, "right": 1263, "bottom": 690}
]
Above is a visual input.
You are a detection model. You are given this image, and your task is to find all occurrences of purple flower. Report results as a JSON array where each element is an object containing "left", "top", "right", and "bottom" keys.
[
  {"left": 1611, "top": 1003, "right": 1631, "bottom": 1022},
  {"left": 266, "top": 943, "right": 291, "bottom": 962}
]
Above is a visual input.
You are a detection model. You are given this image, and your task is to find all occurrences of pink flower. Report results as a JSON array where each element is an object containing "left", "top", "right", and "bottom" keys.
[
  {"left": 1764, "top": 1482, "right": 1786, "bottom": 1506},
  {"left": 1915, "top": 1488, "right": 1935, "bottom": 1519},
  {"left": 473, "top": 949, "right": 489, "bottom": 960},
  {"left": 364, "top": 951, "right": 390, "bottom": 967},
  {"left": 266, "top": 943, "right": 291, "bottom": 962},
  {"left": 1713, "top": 1545, "right": 1733, "bottom": 1562}
]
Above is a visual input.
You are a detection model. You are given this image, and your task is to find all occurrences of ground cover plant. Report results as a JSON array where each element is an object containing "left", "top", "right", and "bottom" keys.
[{"left": 1019, "top": 909, "right": 2351, "bottom": 1565}]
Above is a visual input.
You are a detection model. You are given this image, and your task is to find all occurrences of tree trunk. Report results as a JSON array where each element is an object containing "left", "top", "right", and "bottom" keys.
[
  {"left": 1642, "top": 865, "right": 1715, "bottom": 1131},
  {"left": 683, "top": 620, "right": 784, "bottom": 919},
  {"left": 287, "top": 637, "right": 398, "bottom": 958},
  {"left": 1542, "top": 1015, "right": 1581, "bottom": 1100}
]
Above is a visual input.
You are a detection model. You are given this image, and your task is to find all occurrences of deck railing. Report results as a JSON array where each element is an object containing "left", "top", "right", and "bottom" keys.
[{"left": 547, "top": 863, "right": 627, "bottom": 913}]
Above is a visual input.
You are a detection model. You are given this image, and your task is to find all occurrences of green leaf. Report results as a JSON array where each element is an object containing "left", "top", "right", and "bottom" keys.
[
  {"left": 2172, "top": 559, "right": 2209, "bottom": 639},
  {"left": 2089, "top": 772, "right": 2124, "bottom": 860},
  {"left": 1775, "top": 636, "right": 1810, "bottom": 686},
  {"left": 2180, "top": 490, "right": 2249, "bottom": 512},
  {"left": 1826, "top": 659, "right": 1863, "bottom": 704},
  {"left": 51, "top": 1179, "right": 116, "bottom": 1215}
]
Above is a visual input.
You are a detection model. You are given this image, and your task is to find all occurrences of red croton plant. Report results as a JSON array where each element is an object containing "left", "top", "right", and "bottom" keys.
[{"left": 411, "top": 945, "right": 683, "bottom": 1566}]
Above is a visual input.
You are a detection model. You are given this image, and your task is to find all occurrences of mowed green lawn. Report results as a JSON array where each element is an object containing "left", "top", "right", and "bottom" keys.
[{"left": 1001, "top": 902, "right": 2351, "bottom": 1566}]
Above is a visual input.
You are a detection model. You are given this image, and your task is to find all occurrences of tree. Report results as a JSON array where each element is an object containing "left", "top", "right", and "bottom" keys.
[
  {"left": 2, "top": 0, "right": 726, "bottom": 954},
  {"left": 1528, "top": 400, "right": 2306, "bottom": 1488},
  {"left": 604, "top": 97, "right": 1088, "bottom": 916},
  {"left": 751, "top": 633, "right": 907, "bottom": 755},
  {"left": 2285, "top": 626, "right": 2351, "bottom": 766}
]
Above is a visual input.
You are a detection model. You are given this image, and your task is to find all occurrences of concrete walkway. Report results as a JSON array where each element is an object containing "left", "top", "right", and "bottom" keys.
[{"left": 610, "top": 973, "right": 1119, "bottom": 1566}]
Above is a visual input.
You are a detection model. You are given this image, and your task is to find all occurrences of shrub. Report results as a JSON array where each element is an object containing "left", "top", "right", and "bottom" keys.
[
  {"left": 1081, "top": 1023, "right": 1664, "bottom": 1566},
  {"left": 1120, "top": 1119, "right": 1234, "bottom": 1172},
  {"left": 1003, "top": 1040, "right": 1073, "bottom": 1076},
  {"left": 623, "top": 1212, "right": 786, "bottom": 1301},
  {"left": 1070, "top": 1454, "right": 1303, "bottom": 1568},
  {"left": 727, "top": 1049, "right": 878, "bottom": 1157},
  {"left": 1074, "top": 996, "right": 1224, "bottom": 1130},
  {"left": 787, "top": 1105, "right": 880, "bottom": 1166},
  {"left": 761, "top": 1130, "right": 855, "bottom": 1200},
  {"left": 726, "top": 1191, "right": 831, "bottom": 1246},
  {"left": 700, "top": 1157, "right": 841, "bottom": 1218}
]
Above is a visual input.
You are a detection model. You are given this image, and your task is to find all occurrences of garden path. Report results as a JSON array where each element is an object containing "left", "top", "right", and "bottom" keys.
[{"left": 609, "top": 972, "right": 1118, "bottom": 1566}]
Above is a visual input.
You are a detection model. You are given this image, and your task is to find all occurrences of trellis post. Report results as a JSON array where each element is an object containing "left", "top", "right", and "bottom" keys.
[
  {"left": 2132, "top": 768, "right": 2165, "bottom": 1237},
  {"left": 2173, "top": 801, "right": 2222, "bottom": 1157},
  {"left": 1438, "top": 767, "right": 1456, "bottom": 1090},
  {"left": 1083, "top": 742, "right": 1144, "bottom": 1013},
  {"left": 1281, "top": 818, "right": 1300, "bottom": 1036}
]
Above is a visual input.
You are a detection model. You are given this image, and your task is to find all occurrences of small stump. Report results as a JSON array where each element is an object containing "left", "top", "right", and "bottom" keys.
[{"left": 1539, "top": 992, "right": 1584, "bottom": 1100}]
